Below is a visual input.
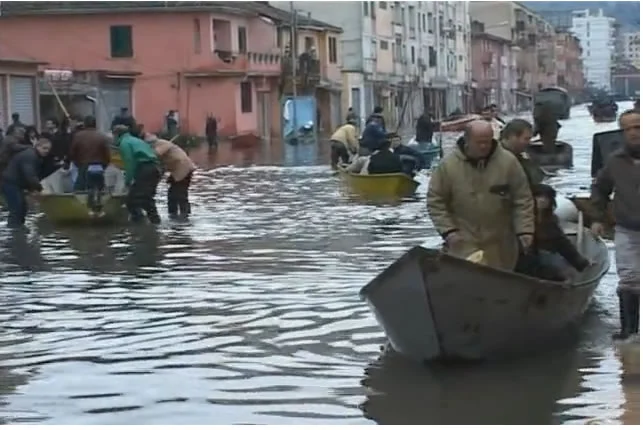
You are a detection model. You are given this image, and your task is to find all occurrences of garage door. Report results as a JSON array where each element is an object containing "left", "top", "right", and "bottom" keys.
[
  {"left": 9, "top": 76, "right": 35, "bottom": 126},
  {"left": 99, "top": 81, "right": 132, "bottom": 132}
]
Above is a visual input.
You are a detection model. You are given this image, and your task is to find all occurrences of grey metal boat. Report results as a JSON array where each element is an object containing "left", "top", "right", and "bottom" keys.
[{"left": 359, "top": 225, "right": 610, "bottom": 362}]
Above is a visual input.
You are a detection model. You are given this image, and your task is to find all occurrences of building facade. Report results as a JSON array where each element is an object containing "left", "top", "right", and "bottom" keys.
[
  {"left": 272, "top": 0, "right": 471, "bottom": 128},
  {"left": 0, "top": 1, "right": 343, "bottom": 139},
  {"left": 623, "top": 32, "right": 640, "bottom": 67},
  {"left": 0, "top": 44, "right": 44, "bottom": 131},
  {"left": 470, "top": 21, "right": 518, "bottom": 113},
  {"left": 570, "top": 9, "right": 615, "bottom": 91},
  {"left": 554, "top": 32, "right": 584, "bottom": 101},
  {"left": 470, "top": 1, "right": 555, "bottom": 111}
]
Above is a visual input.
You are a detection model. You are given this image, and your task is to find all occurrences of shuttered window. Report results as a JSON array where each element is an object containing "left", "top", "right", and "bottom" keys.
[
  {"left": 240, "top": 81, "right": 252, "bottom": 113},
  {"left": 9, "top": 76, "right": 35, "bottom": 126},
  {"left": 110, "top": 25, "right": 133, "bottom": 58}
]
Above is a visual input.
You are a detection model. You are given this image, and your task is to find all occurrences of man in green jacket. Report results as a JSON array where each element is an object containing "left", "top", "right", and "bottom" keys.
[{"left": 113, "top": 125, "right": 161, "bottom": 224}]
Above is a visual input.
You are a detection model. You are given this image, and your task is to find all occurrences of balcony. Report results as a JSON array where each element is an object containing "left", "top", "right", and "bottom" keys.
[
  {"left": 481, "top": 50, "right": 494, "bottom": 65},
  {"left": 281, "top": 55, "right": 322, "bottom": 93}
]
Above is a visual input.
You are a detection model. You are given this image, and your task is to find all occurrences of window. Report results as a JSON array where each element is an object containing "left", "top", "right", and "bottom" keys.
[
  {"left": 458, "top": 55, "right": 463, "bottom": 62},
  {"left": 240, "top": 81, "right": 252, "bottom": 113},
  {"left": 328, "top": 36, "right": 338, "bottom": 64},
  {"left": 305, "top": 36, "right": 315, "bottom": 51},
  {"left": 238, "top": 26, "right": 247, "bottom": 54},
  {"left": 110, "top": 25, "right": 133, "bottom": 58},
  {"left": 379, "top": 1, "right": 387, "bottom": 9},
  {"left": 370, "top": 2, "right": 375, "bottom": 19},
  {"left": 193, "top": 19, "right": 201, "bottom": 54},
  {"left": 428, "top": 13, "right": 434, "bottom": 33},
  {"left": 411, "top": 46, "right": 415, "bottom": 64},
  {"left": 380, "top": 40, "right": 389, "bottom": 50},
  {"left": 363, "top": 1, "right": 369, "bottom": 16},
  {"left": 277, "top": 29, "right": 283, "bottom": 48},
  {"left": 422, "top": 14, "right": 427, "bottom": 32},
  {"left": 428, "top": 46, "right": 437, "bottom": 67}
]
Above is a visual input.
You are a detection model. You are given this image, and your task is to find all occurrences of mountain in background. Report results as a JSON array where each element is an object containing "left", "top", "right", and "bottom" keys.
[{"left": 523, "top": 1, "right": 640, "bottom": 30}]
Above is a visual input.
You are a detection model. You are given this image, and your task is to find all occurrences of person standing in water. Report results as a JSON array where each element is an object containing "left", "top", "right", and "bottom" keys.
[
  {"left": 590, "top": 109, "right": 640, "bottom": 341},
  {"left": 113, "top": 125, "right": 161, "bottom": 224}
]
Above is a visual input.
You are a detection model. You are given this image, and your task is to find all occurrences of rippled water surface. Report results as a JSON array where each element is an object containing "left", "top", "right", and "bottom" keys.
[{"left": 0, "top": 103, "right": 638, "bottom": 424}]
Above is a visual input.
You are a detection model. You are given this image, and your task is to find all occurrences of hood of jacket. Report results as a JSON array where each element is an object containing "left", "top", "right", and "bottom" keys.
[{"left": 454, "top": 136, "right": 500, "bottom": 168}]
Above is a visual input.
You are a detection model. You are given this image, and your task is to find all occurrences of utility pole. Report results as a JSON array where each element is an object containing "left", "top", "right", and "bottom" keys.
[{"left": 290, "top": 1, "right": 298, "bottom": 144}]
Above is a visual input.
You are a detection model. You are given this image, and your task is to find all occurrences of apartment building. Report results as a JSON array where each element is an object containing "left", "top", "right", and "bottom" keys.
[
  {"left": 623, "top": 32, "right": 640, "bottom": 67},
  {"left": 272, "top": 1, "right": 471, "bottom": 126},
  {"left": 470, "top": 1, "right": 556, "bottom": 111},
  {"left": 571, "top": 9, "right": 615, "bottom": 90},
  {"left": 555, "top": 32, "right": 584, "bottom": 101}
]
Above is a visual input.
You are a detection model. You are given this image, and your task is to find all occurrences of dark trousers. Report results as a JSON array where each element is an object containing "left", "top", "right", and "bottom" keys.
[
  {"left": 207, "top": 135, "right": 218, "bottom": 149},
  {"left": 126, "top": 163, "right": 161, "bottom": 224},
  {"left": 330, "top": 140, "right": 350, "bottom": 168},
  {"left": 2, "top": 182, "right": 28, "bottom": 227},
  {"left": 168, "top": 172, "right": 192, "bottom": 216},
  {"left": 75, "top": 164, "right": 105, "bottom": 211}
]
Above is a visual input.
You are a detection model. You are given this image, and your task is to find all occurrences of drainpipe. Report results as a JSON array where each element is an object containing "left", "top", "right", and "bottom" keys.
[{"left": 290, "top": 1, "right": 298, "bottom": 144}]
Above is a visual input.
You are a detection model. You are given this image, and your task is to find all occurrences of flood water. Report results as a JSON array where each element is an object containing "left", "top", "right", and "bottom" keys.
[{"left": 0, "top": 103, "right": 638, "bottom": 424}]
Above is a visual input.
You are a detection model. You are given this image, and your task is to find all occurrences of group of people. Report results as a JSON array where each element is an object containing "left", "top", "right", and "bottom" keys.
[
  {"left": 0, "top": 110, "right": 197, "bottom": 227},
  {"left": 426, "top": 107, "right": 639, "bottom": 342},
  {"left": 330, "top": 106, "right": 428, "bottom": 176}
]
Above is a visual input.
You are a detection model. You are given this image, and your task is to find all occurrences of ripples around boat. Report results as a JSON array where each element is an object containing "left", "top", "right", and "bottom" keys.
[{"left": 0, "top": 103, "right": 638, "bottom": 424}]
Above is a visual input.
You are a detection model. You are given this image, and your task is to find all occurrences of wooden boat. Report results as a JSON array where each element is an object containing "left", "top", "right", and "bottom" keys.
[
  {"left": 38, "top": 165, "right": 129, "bottom": 225},
  {"left": 589, "top": 101, "right": 618, "bottom": 123},
  {"left": 338, "top": 169, "right": 419, "bottom": 201},
  {"left": 359, "top": 225, "right": 609, "bottom": 362},
  {"left": 525, "top": 139, "right": 573, "bottom": 169}
]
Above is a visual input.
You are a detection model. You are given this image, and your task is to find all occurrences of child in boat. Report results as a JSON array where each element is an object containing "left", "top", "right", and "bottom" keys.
[{"left": 516, "top": 184, "right": 590, "bottom": 281}]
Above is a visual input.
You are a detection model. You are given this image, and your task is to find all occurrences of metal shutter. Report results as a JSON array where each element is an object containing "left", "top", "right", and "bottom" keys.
[
  {"left": 100, "top": 81, "right": 132, "bottom": 131},
  {"left": 9, "top": 76, "right": 35, "bottom": 126}
]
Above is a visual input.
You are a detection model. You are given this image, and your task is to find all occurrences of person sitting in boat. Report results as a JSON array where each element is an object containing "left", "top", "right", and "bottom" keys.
[
  {"left": 479, "top": 105, "right": 504, "bottom": 140},
  {"left": 113, "top": 125, "right": 161, "bottom": 225},
  {"left": 427, "top": 120, "right": 534, "bottom": 271},
  {"left": 144, "top": 133, "right": 196, "bottom": 219},
  {"left": 500, "top": 119, "right": 545, "bottom": 186},
  {"left": 69, "top": 115, "right": 112, "bottom": 212},
  {"left": 392, "top": 136, "right": 426, "bottom": 172},
  {"left": 329, "top": 117, "right": 359, "bottom": 170},
  {"left": 515, "top": 183, "right": 590, "bottom": 282},
  {"left": 345, "top": 138, "right": 406, "bottom": 176},
  {"left": 1, "top": 138, "right": 51, "bottom": 228},
  {"left": 589, "top": 109, "right": 640, "bottom": 341}
]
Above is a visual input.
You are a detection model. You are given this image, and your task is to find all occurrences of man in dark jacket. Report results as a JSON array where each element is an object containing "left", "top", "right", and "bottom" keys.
[
  {"left": 415, "top": 110, "right": 435, "bottom": 145},
  {"left": 366, "top": 106, "right": 386, "bottom": 131},
  {"left": 360, "top": 119, "right": 387, "bottom": 154},
  {"left": 500, "top": 119, "right": 545, "bottom": 186},
  {"left": 590, "top": 109, "right": 640, "bottom": 340},
  {"left": 111, "top": 107, "right": 137, "bottom": 133},
  {"left": 0, "top": 126, "right": 30, "bottom": 178},
  {"left": 367, "top": 140, "right": 404, "bottom": 175},
  {"left": 5, "top": 113, "right": 25, "bottom": 137},
  {"left": 1, "top": 138, "right": 51, "bottom": 227},
  {"left": 205, "top": 115, "right": 218, "bottom": 150},
  {"left": 70, "top": 116, "right": 112, "bottom": 212}
]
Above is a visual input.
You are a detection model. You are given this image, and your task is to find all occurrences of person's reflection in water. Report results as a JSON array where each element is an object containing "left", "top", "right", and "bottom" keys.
[
  {"left": 360, "top": 348, "right": 581, "bottom": 425},
  {"left": 58, "top": 227, "right": 119, "bottom": 272},
  {"left": 123, "top": 225, "right": 162, "bottom": 269},
  {"left": 616, "top": 345, "right": 640, "bottom": 425},
  {"left": 5, "top": 229, "right": 45, "bottom": 271}
]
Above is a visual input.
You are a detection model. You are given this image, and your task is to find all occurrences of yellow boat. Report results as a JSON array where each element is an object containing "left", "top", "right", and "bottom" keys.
[
  {"left": 338, "top": 169, "right": 419, "bottom": 201},
  {"left": 39, "top": 165, "right": 129, "bottom": 225}
]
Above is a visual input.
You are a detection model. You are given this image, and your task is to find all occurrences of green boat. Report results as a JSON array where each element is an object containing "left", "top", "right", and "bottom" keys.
[{"left": 39, "top": 165, "right": 129, "bottom": 225}]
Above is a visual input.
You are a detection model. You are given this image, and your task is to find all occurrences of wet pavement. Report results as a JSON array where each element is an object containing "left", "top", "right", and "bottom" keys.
[{"left": 0, "top": 103, "right": 638, "bottom": 424}]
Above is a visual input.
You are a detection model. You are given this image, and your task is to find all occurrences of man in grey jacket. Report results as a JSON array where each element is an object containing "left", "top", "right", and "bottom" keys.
[{"left": 590, "top": 109, "right": 640, "bottom": 341}]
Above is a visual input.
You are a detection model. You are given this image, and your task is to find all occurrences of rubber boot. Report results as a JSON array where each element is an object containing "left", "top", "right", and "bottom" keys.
[
  {"left": 613, "top": 290, "right": 632, "bottom": 340},
  {"left": 627, "top": 291, "right": 640, "bottom": 336}
]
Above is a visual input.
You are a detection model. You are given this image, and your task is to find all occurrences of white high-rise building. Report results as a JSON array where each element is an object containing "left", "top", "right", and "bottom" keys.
[{"left": 571, "top": 9, "right": 615, "bottom": 90}]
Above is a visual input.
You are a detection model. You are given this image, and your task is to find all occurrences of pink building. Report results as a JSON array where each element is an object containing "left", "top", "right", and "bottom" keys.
[
  {"left": 471, "top": 21, "right": 518, "bottom": 113},
  {"left": 0, "top": 2, "right": 293, "bottom": 138}
]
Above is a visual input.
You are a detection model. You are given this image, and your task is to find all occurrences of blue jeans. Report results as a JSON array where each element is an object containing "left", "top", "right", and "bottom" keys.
[
  {"left": 2, "top": 182, "right": 28, "bottom": 227},
  {"left": 395, "top": 145, "right": 426, "bottom": 171},
  {"left": 74, "top": 164, "right": 105, "bottom": 211}
]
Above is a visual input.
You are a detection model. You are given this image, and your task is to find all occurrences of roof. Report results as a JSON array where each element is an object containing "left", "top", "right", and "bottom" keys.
[
  {"left": 0, "top": 1, "right": 342, "bottom": 32},
  {"left": 0, "top": 43, "right": 47, "bottom": 66},
  {"left": 471, "top": 31, "right": 513, "bottom": 45}
]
